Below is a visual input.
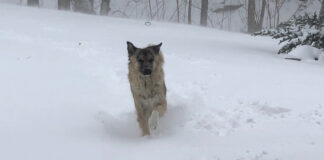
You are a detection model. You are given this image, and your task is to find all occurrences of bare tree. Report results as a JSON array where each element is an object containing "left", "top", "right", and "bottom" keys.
[
  {"left": 72, "top": 0, "right": 93, "bottom": 14},
  {"left": 256, "top": 0, "right": 266, "bottom": 30},
  {"left": 289, "top": 1, "right": 307, "bottom": 19},
  {"left": 266, "top": 0, "right": 273, "bottom": 28},
  {"left": 58, "top": 0, "right": 71, "bottom": 10},
  {"left": 248, "top": 0, "right": 266, "bottom": 33},
  {"left": 183, "top": 0, "right": 187, "bottom": 22},
  {"left": 200, "top": 0, "right": 208, "bottom": 26},
  {"left": 212, "top": 1, "right": 243, "bottom": 30},
  {"left": 148, "top": 0, "right": 153, "bottom": 20},
  {"left": 320, "top": 0, "right": 324, "bottom": 20},
  {"left": 89, "top": 0, "right": 94, "bottom": 13},
  {"left": 176, "top": 0, "right": 180, "bottom": 23},
  {"left": 274, "top": 0, "right": 286, "bottom": 26},
  {"left": 188, "top": 0, "right": 192, "bottom": 24},
  {"left": 155, "top": 0, "right": 160, "bottom": 19},
  {"left": 247, "top": 0, "right": 256, "bottom": 33},
  {"left": 100, "top": 0, "right": 111, "bottom": 15},
  {"left": 27, "top": 0, "right": 39, "bottom": 6},
  {"left": 265, "top": 0, "right": 287, "bottom": 28}
]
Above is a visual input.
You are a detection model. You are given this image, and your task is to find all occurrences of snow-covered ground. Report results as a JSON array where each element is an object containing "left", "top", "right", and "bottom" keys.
[{"left": 1, "top": 3, "right": 324, "bottom": 160}]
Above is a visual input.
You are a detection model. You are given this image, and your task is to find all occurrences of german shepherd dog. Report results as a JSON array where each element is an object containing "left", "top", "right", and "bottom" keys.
[{"left": 127, "top": 41, "right": 167, "bottom": 136}]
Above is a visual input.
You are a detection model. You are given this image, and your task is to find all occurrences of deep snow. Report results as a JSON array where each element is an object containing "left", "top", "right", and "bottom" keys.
[{"left": 0, "top": 3, "right": 324, "bottom": 160}]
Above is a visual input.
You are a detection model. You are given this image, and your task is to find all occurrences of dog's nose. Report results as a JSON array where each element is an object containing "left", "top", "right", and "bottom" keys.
[{"left": 143, "top": 69, "right": 152, "bottom": 75}]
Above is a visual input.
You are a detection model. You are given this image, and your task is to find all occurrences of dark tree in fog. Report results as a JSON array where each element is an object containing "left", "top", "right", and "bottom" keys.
[
  {"left": 247, "top": 0, "right": 256, "bottom": 33},
  {"left": 58, "top": 0, "right": 71, "bottom": 10},
  {"left": 72, "top": 0, "right": 93, "bottom": 14},
  {"left": 89, "top": 0, "right": 94, "bottom": 13},
  {"left": 27, "top": 0, "right": 39, "bottom": 6},
  {"left": 200, "top": 0, "right": 208, "bottom": 26},
  {"left": 100, "top": 0, "right": 111, "bottom": 15},
  {"left": 176, "top": 0, "right": 180, "bottom": 23},
  {"left": 320, "top": 0, "right": 324, "bottom": 20},
  {"left": 148, "top": 0, "right": 153, "bottom": 20},
  {"left": 188, "top": 0, "right": 192, "bottom": 24},
  {"left": 248, "top": 0, "right": 266, "bottom": 33},
  {"left": 256, "top": 0, "right": 266, "bottom": 31}
]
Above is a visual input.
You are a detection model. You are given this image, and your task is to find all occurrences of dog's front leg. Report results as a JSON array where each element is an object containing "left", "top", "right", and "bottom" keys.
[
  {"left": 151, "top": 92, "right": 167, "bottom": 117},
  {"left": 133, "top": 94, "right": 150, "bottom": 136},
  {"left": 137, "top": 107, "right": 151, "bottom": 136},
  {"left": 148, "top": 94, "right": 166, "bottom": 131}
]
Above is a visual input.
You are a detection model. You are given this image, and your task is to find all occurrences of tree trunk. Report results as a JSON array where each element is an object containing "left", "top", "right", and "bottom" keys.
[
  {"left": 275, "top": 0, "right": 280, "bottom": 26},
  {"left": 148, "top": 0, "right": 153, "bottom": 20},
  {"left": 188, "top": 0, "right": 192, "bottom": 24},
  {"left": 200, "top": 0, "right": 208, "bottom": 26},
  {"left": 58, "top": 0, "right": 71, "bottom": 10},
  {"left": 27, "top": 0, "right": 39, "bottom": 6},
  {"left": 266, "top": 1, "right": 272, "bottom": 28},
  {"left": 247, "top": 0, "right": 257, "bottom": 33},
  {"left": 100, "top": 0, "right": 110, "bottom": 15},
  {"left": 89, "top": 0, "right": 94, "bottom": 14},
  {"left": 176, "top": 0, "right": 180, "bottom": 23},
  {"left": 155, "top": 0, "right": 160, "bottom": 19},
  {"left": 320, "top": 0, "right": 324, "bottom": 20},
  {"left": 72, "top": 0, "right": 93, "bottom": 14},
  {"left": 256, "top": 0, "right": 266, "bottom": 31}
]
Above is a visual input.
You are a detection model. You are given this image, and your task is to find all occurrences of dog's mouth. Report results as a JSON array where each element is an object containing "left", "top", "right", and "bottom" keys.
[{"left": 143, "top": 69, "right": 152, "bottom": 76}]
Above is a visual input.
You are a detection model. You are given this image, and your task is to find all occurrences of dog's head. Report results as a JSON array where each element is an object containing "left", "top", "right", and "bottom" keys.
[{"left": 127, "top": 41, "right": 162, "bottom": 76}]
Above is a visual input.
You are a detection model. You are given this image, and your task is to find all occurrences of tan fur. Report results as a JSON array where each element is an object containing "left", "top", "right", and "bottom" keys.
[{"left": 128, "top": 48, "right": 167, "bottom": 136}]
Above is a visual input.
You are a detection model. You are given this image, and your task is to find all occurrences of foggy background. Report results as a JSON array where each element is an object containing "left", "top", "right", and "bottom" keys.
[{"left": 0, "top": 0, "right": 321, "bottom": 32}]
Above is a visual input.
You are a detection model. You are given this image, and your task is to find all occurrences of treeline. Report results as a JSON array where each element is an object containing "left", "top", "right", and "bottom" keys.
[
  {"left": 26, "top": 0, "right": 109, "bottom": 15},
  {"left": 24, "top": 0, "right": 323, "bottom": 33}
]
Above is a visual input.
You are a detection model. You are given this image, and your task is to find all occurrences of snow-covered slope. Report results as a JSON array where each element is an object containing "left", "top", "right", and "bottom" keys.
[{"left": 0, "top": 3, "right": 324, "bottom": 160}]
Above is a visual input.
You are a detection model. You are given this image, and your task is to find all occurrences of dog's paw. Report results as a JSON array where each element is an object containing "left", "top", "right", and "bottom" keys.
[{"left": 149, "top": 110, "right": 159, "bottom": 131}]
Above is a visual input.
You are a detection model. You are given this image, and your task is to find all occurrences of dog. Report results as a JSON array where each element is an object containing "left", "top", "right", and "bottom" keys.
[{"left": 127, "top": 41, "right": 167, "bottom": 136}]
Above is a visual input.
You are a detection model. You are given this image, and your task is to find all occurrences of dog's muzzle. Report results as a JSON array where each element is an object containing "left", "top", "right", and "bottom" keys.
[{"left": 143, "top": 69, "right": 152, "bottom": 75}]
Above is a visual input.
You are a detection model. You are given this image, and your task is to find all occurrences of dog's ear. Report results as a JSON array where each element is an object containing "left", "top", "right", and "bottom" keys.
[
  {"left": 151, "top": 42, "right": 162, "bottom": 54},
  {"left": 127, "top": 41, "right": 137, "bottom": 58}
]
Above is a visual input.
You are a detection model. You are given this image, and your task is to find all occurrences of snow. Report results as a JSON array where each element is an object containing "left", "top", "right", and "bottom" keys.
[
  {"left": 1, "top": 3, "right": 324, "bottom": 160},
  {"left": 283, "top": 45, "right": 324, "bottom": 61}
]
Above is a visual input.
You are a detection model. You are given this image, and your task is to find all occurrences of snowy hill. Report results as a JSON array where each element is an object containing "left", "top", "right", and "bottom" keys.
[{"left": 0, "top": 3, "right": 324, "bottom": 160}]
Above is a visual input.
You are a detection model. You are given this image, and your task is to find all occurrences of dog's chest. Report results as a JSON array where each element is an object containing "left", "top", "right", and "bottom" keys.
[
  {"left": 131, "top": 77, "right": 161, "bottom": 108},
  {"left": 132, "top": 77, "right": 156, "bottom": 98}
]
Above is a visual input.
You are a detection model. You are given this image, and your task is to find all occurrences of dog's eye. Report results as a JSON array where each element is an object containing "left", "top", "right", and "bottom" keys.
[
  {"left": 149, "top": 59, "right": 154, "bottom": 62},
  {"left": 138, "top": 59, "right": 144, "bottom": 63}
]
